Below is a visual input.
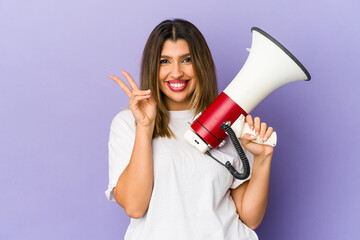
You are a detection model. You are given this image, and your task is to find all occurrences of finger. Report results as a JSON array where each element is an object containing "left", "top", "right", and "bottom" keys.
[
  {"left": 242, "top": 133, "right": 257, "bottom": 142},
  {"left": 129, "top": 90, "right": 151, "bottom": 105},
  {"left": 109, "top": 75, "right": 132, "bottom": 97},
  {"left": 254, "top": 117, "right": 260, "bottom": 136},
  {"left": 260, "top": 122, "right": 267, "bottom": 143},
  {"left": 263, "top": 127, "right": 274, "bottom": 142},
  {"left": 147, "top": 94, "right": 157, "bottom": 107},
  {"left": 129, "top": 94, "right": 152, "bottom": 106},
  {"left": 121, "top": 70, "right": 140, "bottom": 91},
  {"left": 132, "top": 94, "right": 152, "bottom": 102},
  {"left": 131, "top": 89, "right": 151, "bottom": 96},
  {"left": 129, "top": 90, "right": 151, "bottom": 101},
  {"left": 245, "top": 114, "right": 254, "bottom": 131}
]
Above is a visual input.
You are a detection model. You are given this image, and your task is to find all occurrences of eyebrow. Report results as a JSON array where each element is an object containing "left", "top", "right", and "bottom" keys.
[{"left": 160, "top": 53, "right": 191, "bottom": 58}]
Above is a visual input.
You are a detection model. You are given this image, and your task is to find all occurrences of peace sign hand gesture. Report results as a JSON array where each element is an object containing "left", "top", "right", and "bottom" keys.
[{"left": 109, "top": 71, "right": 157, "bottom": 128}]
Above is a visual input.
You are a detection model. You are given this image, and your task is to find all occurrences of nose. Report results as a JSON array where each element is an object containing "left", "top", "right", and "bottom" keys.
[{"left": 170, "top": 62, "right": 184, "bottom": 79}]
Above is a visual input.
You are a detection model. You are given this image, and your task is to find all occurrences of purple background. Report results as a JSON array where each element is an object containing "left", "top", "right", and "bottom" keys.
[{"left": 1, "top": 0, "right": 359, "bottom": 239}]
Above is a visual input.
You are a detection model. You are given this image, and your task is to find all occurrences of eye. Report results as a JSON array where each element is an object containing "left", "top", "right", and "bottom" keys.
[
  {"left": 160, "top": 59, "right": 170, "bottom": 64},
  {"left": 182, "top": 57, "right": 192, "bottom": 63}
]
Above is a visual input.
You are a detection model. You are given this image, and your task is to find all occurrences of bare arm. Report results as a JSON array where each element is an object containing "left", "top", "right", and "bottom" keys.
[
  {"left": 231, "top": 152, "right": 272, "bottom": 230},
  {"left": 114, "top": 124, "right": 154, "bottom": 219},
  {"left": 109, "top": 71, "right": 157, "bottom": 219},
  {"left": 231, "top": 115, "right": 274, "bottom": 229}
]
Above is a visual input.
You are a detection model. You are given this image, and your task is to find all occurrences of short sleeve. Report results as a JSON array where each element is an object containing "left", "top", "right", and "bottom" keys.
[
  {"left": 105, "top": 110, "right": 135, "bottom": 201},
  {"left": 230, "top": 149, "right": 254, "bottom": 189}
]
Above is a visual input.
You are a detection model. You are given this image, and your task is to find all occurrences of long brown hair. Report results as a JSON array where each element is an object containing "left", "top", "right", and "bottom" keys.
[{"left": 140, "top": 19, "right": 218, "bottom": 138}]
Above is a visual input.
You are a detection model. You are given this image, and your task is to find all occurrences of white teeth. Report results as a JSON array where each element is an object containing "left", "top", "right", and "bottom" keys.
[{"left": 169, "top": 82, "right": 186, "bottom": 88}]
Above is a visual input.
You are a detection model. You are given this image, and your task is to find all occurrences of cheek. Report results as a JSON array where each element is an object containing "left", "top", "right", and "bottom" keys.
[
  {"left": 186, "top": 65, "right": 195, "bottom": 77},
  {"left": 159, "top": 67, "right": 168, "bottom": 81}
]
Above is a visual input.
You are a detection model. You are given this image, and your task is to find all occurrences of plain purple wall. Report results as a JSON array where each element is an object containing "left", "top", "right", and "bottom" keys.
[{"left": 1, "top": 0, "right": 359, "bottom": 239}]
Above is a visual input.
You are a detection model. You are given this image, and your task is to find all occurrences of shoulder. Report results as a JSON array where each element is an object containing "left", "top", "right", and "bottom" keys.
[
  {"left": 110, "top": 109, "right": 135, "bottom": 134},
  {"left": 112, "top": 109, "right": 134, "bottom": 124},
  {"left": 113, "top": 109, "right": 135, "bottom": 121}
]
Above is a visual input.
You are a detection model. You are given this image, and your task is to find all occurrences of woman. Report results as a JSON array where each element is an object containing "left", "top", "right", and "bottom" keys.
[{"left": 105, "top": 19, "right": 274, "bottom": 240}]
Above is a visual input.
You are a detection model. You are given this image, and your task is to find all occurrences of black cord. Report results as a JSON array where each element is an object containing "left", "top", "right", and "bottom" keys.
[
  {"left": 206, "top": 122, "right": 250, "bottom": 180},
  {"left": 205, "top": 151, "right": 225, "bottom": 167}
]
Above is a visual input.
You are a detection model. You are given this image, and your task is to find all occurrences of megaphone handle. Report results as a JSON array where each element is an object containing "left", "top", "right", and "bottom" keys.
[{"left": 241, "top": 123, "right": 277, "bottom": 147}]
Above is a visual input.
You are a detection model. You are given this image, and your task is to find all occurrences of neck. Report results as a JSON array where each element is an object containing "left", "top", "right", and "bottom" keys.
[{"left": 165, "top": 100, "right": 192, "bottom": 111}]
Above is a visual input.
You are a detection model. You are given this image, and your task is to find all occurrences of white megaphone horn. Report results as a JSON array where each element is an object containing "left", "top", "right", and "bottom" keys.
[{"left": 184, "top": 27, "right": 311, "bottom": 179}]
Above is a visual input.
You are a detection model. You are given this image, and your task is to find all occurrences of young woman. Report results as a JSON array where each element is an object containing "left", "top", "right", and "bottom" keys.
[{"left": 105, "top": 19, "right": 274, "bottom": 240}]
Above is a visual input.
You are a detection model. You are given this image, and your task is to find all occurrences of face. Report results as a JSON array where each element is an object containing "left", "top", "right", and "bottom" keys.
[{"left": 159, "top": 39, "right": 197, "bottom": 111}]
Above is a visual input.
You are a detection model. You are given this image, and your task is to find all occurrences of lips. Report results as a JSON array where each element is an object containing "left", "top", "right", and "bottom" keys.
[{"left": 166, "top": 80, "right": 190, "bottom": 92}]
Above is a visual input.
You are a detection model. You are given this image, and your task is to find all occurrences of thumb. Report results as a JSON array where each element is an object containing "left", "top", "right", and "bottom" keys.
[
  {"left": 241, "top": 133, "right": 257, "bottom": 144},
  {"left": 147, "top": 94, "right": 157, "bottom": 106}
]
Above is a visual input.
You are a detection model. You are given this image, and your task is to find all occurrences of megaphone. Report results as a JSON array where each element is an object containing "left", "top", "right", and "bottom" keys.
[{"left": 184, "top": 27, "right": 311, "bottom": 179}]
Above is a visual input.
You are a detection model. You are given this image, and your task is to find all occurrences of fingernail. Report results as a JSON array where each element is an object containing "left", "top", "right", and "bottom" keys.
[
  {"left": 146, "top": 89, "right": 151, "bottom": 93},
  {"left": 251, "top": 126, "right": 254, "bottom": 131},
  {"left": 256, "top": 131, "right": 259, "bottom": 136},
  {"left": 263, "top": 137, "right": 267, "bottom": 142},
  {"left": 250, "top": 135, "right": 257, "bottom": 139},
  {"left": 260, "top": 137, "right": 264, "bottom": 143}
]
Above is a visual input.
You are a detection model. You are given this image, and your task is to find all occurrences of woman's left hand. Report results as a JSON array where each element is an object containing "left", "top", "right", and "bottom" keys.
[{"left": 240, "top": 115, "right": 274, "bottom": 157}]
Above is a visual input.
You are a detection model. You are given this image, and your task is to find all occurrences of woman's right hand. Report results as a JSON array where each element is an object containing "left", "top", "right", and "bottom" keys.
[{"left": 109, "top": 70, "right": 157, "bottom": 128}]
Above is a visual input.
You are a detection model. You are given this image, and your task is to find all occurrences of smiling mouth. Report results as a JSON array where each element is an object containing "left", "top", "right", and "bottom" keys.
[{"left": 166, "top": 80, "right": 190, "bottom": 91}]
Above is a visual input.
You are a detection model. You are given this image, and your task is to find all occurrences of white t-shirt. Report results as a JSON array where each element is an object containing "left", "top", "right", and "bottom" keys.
[{"left": 105, "top": 109, "right": 258, "bottom": 240}]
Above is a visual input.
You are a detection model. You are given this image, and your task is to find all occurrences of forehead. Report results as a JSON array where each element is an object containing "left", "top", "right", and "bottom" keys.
[{"left": 161, "top": 39, "right": 190, "bottom": 56}]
